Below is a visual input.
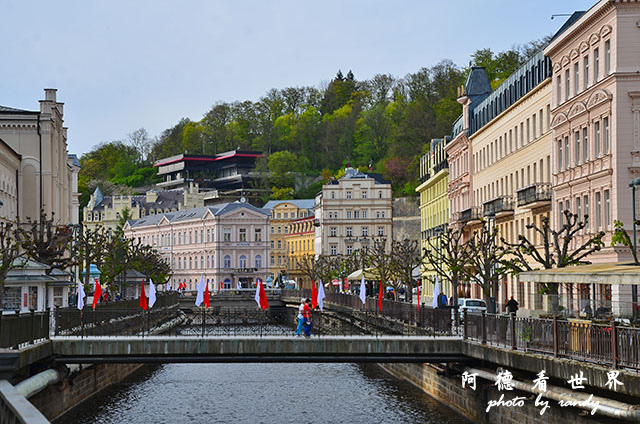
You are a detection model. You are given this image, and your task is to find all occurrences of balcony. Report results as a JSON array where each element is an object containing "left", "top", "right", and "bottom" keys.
[
  {"left": 433, "top": 159, "right": 449, "bottom": 175},
  {"left": 419, "top": 173, "right": 430, "bottom": 184},
  {"left": 483, "top": 195, "right": 514, "bottom": 218},
  {"left": 234, "top": 268, "right": 258, "bottom": 274},
  {"left": 422, "top": 224, "right": 448, "bottom": 240},
  {"left": 453, "top": 207, "right": 481, "bottom": 223},
  {"left": 516, "top": 183, "right": 552, "bottom": 209}
]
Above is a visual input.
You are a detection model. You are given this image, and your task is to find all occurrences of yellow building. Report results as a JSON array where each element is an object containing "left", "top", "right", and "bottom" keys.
[
  {"left": 262, "top": 199, "right": 314, "bottom": 280},
  {"left": 416, "top": 138, "right": 450, "bottom": 299},
  {"left": 286, "top": 215, "right": 316, "bottom": 289}
]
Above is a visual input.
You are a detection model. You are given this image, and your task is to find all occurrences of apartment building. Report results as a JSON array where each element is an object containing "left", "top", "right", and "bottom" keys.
[
  {"left": 286, "top": 215, "right": 316, "bottom": 289},
  {"left": 543, "top": 0, "right": 640, "bottom": 315},
  {"left": 84, "top": 183, "right": 205, "bottom": 232},
  {"left": 315, "top": 166, "right": 393, "bottom": 257},
  {"left": 124, "top": 202, "right": 270, "bottom": 291},
  {"left": 262, "top": 199, "right": 314, "bottom": 280}
]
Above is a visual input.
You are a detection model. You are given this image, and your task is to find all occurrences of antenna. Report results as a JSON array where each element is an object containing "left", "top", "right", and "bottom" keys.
[{"left": 551, "top": 13, "right": 572, "bottom": 20}]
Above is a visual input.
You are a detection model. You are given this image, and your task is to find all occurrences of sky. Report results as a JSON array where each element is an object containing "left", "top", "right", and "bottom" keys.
[{"left": 0, "top": 0, "right": 595, "bottom": 157}]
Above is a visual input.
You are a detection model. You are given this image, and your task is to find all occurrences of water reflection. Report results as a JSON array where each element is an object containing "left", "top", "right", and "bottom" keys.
[{"left": 55, "top": 363, "right": 470, "bottom": 424}]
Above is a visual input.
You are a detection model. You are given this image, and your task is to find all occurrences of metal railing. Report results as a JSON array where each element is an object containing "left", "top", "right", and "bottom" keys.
[
  {"left": 0, "top": 380, "right": 49, "bottom": 424},
  {"left": 0, "top": 311, "right": 50, "bottom": 349},
  {"left": 482, "top": 195, "right": 514, "bottom": 216},
  {"left": 516, "top": 183, "right": 551, "bottom": 208},
  {"left": 453, "top": 207, "right": 481, "bottom": 223}
]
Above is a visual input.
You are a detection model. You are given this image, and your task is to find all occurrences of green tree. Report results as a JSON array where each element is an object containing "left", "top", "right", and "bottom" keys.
[{"left": 268, "top": 151, "right": 299, "bottom": 188}]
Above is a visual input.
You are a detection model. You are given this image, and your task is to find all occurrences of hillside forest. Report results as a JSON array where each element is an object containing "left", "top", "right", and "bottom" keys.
[{"left": 78, "top": 38, "right": 550, "bottom": 206}]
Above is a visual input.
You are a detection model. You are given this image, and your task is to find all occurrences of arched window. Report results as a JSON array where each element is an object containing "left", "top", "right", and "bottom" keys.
[
  {"left": 224, "top": 255, "right": 232, "bottom": 269},
  {"left": 255, "top": 255, "right": 262, "bottom": 268},
  {"left": 239, "top": 255, "right": 247, "bottom": 268}
]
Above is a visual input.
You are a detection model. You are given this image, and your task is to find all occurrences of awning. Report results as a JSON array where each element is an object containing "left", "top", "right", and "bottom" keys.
[
  {"left": 517, "top": 262, "right": 640, "bottom": 285},
  {"left": 347, "top": 267, "right": 380, "bottom": 281}
]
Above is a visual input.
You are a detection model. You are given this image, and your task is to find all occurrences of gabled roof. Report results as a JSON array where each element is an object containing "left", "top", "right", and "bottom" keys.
[
  {"left": 214, "top": 202, "right": 270, "bottom": 217},
  {"left": 0, "top": 105, "right": 37, "bottom": 114},
  {"left": 262, "top": 199, "right": 315, "bottom": 210}
]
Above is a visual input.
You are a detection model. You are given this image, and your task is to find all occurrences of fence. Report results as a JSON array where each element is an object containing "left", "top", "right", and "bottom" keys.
[{"left": 0, "top": 311, "right": 50, "bottom": 349}]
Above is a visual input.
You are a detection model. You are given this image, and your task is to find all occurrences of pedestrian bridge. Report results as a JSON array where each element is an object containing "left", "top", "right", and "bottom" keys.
[{"left": 50, "top": 335, "right": 467, "bottom": 364}]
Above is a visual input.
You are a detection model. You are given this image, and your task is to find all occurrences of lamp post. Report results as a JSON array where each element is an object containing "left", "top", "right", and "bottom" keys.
[
  {"left": 433, "top": 226, "right": 444, "bottom": 302},
  {"left": 629, "top": 178, "right": 640, "bottom": 320},
  {"left": 486, "top": 211, "right": 497, "bottom": 314}
]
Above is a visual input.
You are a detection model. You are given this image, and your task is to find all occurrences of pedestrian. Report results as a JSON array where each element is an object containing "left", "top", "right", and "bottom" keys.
[
  {"left": 439, "top": 292, "right": 448, "bottom": 308},
  {"left": 295, "top": 298, "right": 306, "bottom": 336},
  {"left": 302, "top": 298, "right": 313, "bottom": 337},
  {"left": 506, "top": 296, "right": 519, "bottom": 316}
]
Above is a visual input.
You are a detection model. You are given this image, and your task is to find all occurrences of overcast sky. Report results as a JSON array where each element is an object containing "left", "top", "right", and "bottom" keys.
[{"left": 1, "top": 0, "right": 595, "bottom": 157}]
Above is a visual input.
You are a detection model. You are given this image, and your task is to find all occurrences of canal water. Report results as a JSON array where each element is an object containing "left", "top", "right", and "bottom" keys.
[{"left": 55, "top": 363, "right": 471, "bottom": 424}]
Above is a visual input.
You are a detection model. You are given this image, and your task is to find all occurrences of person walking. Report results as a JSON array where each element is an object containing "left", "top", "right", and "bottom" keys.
[
  {"left": 295, "top": 298, "right": 306, "bottom": 336},
  {"left": 302, "top": 298, "right": 313, "bottom": 337},
  {"left": 506, "top": 296, "right": 519, "bottom": 316}
]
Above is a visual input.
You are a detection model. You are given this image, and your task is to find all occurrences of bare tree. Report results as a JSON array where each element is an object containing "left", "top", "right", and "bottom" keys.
[
  {"left": 390, "top": 239, "right": 422, "bottom": 302},
  {"left": 423, "top": 224, "right": 471, "bottom": 321},
  {"left": 295, "top": 254, "right": 322, "bottom": 289},
  {"left": 366, "top": 238, "right": 393, "bottom": 300},
  {"left": 127, "top": 128, "right": 152, "bottom": 163},
  {"left": 20, "top": 211, "right": 73, "bottom": 274},
  {"left": 500, "top": 210, "right": 605, "bottom": 314}
]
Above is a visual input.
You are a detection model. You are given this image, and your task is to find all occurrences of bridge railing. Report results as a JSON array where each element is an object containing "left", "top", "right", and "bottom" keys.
[
  {"left": 0, "top": 310, "right": 50, "bottom": 349},
  {"left": 463, "top": 311, "right": 640, "bottom": 370}
]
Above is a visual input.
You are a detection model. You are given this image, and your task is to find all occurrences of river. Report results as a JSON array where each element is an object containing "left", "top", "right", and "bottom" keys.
[{"left": 55, "top": 363, "right": 471, "bottom": 424}]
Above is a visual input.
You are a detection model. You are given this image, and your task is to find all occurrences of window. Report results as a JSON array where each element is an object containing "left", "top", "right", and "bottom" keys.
[
  {"left": 362, "top": 191, "right": 367, "bottom": 199},
  {"left": 557, "top": 140, "right": 563, "bottom": 171},
  {"left": 277, "top": 255, "right": 282, "bottom": 266},
  {"left": 330, "top": 227, "right": 337, "bottom": 237},
  {"left": 354, "top": 211, "right": 360, "bottom": 219},
  {"left": 189, "top": 257, "right": 192, "bottom": 269},
  {"left": 255, "top": 255, "right": 262, "bottom": 268},
  {"left": 583, "top": 127, "right": 589, "bottom": 163},
  {"left": 239, "top": 255, "right": 247, "bottom": 268},
  {"left": 207, "top": 229, "right": 211, "bottom": 242},
  {"left": 584, "top": 195, "right": 590, "bottom": 230},
  {"left": 346, "top": 211, "right": 352, "bottom": 219},
  {"left": 376, "top": 212, "right": 381, "bottom": 218},
  {"left": 576, "top": 197, "right": 582, "bottom": 222},
  {"left": 380, "top": 211, "right": 385, "bottom": 218},
  {"left": 584, "top": 56, "right": 589, "bottom": 90},
  {"left": 277, "top": 213, "right": 281, "bottom": 219},
  {"left": 239, "top": 228, "right": 247, "bottom": 242},
  {"left": 346, "top": 245, "right": 353, "bottom": 255},
  {"left": 331, "top": 191, "right": 335, "bottom": 199},
  {"left": 270, "top": 255, "right": 275, "bottom": 265},
  {"left": 270, "top": 240, "right": 274, "bottom": 248},
  {"left": 565, "top": 69, "right": 570, "bottom": 99},
  {"left": 595, "top": 121, "right": 601, "bottom": 158},
  {"left": 255, "top": 229, "right": 262, "bottom": 241},
  {"left": 559, "top": 201, "right": 564, "bottom": 226},
  {"left": 207, "top": 255, "right": 210, "bottom": 268},
  {"left": 284, "top": 226, "right": 289, "bottom": 234},
  {"left": 378, "top": 191, "right": 383, "bottom": 199},
  {"left": 189, "top": 232, "right": 192, "bottom": 244},
  {"left": 346, "top": 191, "right": 352, "bottom": 199},
  {"left": 362, "top": 226, "right": 368, "bottom": 237},
  {"left": 224, "top": 255, "right": 231, "bottom": 268},
  {"left": 362, "top": 210, "right": 367, "bottom": 219},
  {"left": 271, "top": 226, "right": 274, "bottom": 234},
  {"left": 603, "top": 117, "right": 609, "bottom": 155},
  {"left": 596, "top": 192, "right": 602, "bottom": 228},
  {"left": 575, "top": 131, "right": 581, "bottom": 165},
  {"left": 604, "top": 190, "right": 610, "bottom": 229},
  {"left": 378, "top": 226, "right": 384, "bottom": 236},
  {"left": 330, "top": 245, "right": 337, "bottom": 255},
  {"left": 278, "top": 226, "right": 283, "bottom": 234},
  {"left": 223, "top": 228, "right": 232, "bottom": 242},
  {"left": 604, "top": 40, "right": 610, "bottom": 76},
  {"left": 532, "top": 115, "right": 537, "bottom": 139},
  {"left": 346, "top": 227, "right": 353, "bottom": 237},
  {"left": 277, "top": 240, "right": 281, "bottom": 249},
  {"left": 201, "top": 256, "right": 204, "bottom": 269},
  {"left": 594, "top": 48, "right": 600, "bottom": 82},
  {"left": 565, "top": 137, "right": 570, "bottom": 169},
  {"left": 178, "top": 257, "right": 182, "bottom": 269}
]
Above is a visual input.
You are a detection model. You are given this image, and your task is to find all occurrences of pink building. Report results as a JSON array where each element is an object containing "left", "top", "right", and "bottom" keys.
[
  {"left": 544, "top": 1, "right": 640, "bottom": 313},
  {"left": 123, "top": 202, "right": 270, "bottom": 291}
]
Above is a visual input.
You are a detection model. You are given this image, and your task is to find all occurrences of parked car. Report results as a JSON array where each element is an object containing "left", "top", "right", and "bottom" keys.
[{"left": 454, "top": 298, "right": 487, "bottom": 319}]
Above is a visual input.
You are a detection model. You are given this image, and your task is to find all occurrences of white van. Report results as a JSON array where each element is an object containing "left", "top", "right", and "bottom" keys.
[{"left": 457, "top": 298, "right": 487, "bottom": 318}]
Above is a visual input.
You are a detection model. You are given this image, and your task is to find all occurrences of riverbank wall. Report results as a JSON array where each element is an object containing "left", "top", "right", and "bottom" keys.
[
  {"left": 29, "top": 363, "right": 145, "bottom": 421},
  {"left": 378, "top": 362, "right": 618, "bottom": 424}
]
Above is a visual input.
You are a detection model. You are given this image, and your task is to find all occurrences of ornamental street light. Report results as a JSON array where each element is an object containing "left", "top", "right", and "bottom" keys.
[
  {"left": 486, "top": 211, "right": 497, "bottom": 313},
  {"left": 629, "top": 178, "right": 640, "bottom": 320}
]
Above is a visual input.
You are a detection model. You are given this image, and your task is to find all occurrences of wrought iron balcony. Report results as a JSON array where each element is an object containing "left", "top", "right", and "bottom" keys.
[
  {"left": 516, "top": 183, "right": 552, "bottom": 208},
  {"left": 419, "top": 173, "right": 430, "bottom": 184},
  {"left": 422, "top": 224, "right": 448, "bottom": 240},
  {"left": 433, "top": 159, "right": 449, "bottom": 175},
  {"left": 483, "top": 195, "right": 514, "bottom": 217},
  {"left": 453, "top": 207, "right": 481, "bottom": 223}
]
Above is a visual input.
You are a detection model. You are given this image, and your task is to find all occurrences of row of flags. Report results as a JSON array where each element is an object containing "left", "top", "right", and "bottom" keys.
[{"left": 76, "top": 278, "right": 157, "bottom": 311}]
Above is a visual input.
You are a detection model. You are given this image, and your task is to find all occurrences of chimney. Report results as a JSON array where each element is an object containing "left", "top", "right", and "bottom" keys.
[{"left": 44, "top": 88, "right": 57, "bottom": 102}]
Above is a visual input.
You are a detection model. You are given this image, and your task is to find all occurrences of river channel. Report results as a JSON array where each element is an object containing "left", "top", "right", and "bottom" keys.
[{"left": 55, "top": 362, "right": 471, "bottom": 424}]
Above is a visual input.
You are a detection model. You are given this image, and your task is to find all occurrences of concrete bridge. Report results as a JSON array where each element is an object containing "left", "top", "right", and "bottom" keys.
[{"left": 49, "top": 335, "right": 468, "bottom": 364}]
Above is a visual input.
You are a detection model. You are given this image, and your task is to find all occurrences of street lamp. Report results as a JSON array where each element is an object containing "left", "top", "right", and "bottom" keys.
[
  {"left": 486, "top": 211, "right": 497, "bottom": 313},
  {"left": 433, "top": 226, "right": 444, "bottom": 302}
]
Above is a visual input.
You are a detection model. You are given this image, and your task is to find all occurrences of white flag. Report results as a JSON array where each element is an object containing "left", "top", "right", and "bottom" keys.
[
  {"left": 148, "top": 279, "right": 157, "bottom": 308},
  {"left": 77, "top": 280, "right": 86, "bottom": 310},
  {"left": 317, "top": 279, "right": 326, "bottom": 311},
  {"left": 359, "top": 274, "right": 366, "bottom": 305},
  {"left": 432, "top": 275, "right": 440, "bottom": 309},
  {"left": 195, "top": 274, "right": 204, "bottom": 306},
  {"left": 166, "top": 282, "right": 172, "bottom": 291}
]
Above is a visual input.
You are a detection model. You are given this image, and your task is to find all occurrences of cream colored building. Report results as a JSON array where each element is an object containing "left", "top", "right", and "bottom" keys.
[
  {"left": 315, "top": 167, "right": 393, "bottom": 257},
  {"left": 0, "top": 138, "right": 21, "bottom": 219},
  {"left": 84, "top": 183, "right": 205, "bottom": 232},
  {"left": 286, "top": 215, "right": 316, "bottom": 289},
  {"left": 0, "top": 89, "right": 80, "bottom": 224},
  {"left": 262, "top": 199, "right": 314, "bottom": 280}
]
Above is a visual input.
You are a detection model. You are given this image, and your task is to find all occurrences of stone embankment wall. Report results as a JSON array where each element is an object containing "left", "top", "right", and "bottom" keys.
[
  {"left": 379, "top": 362, "right": 619, "bottom": 424},
  {"left": 30, "top": 363, "right": 145, "bottom": 421},
  {"left": 392, "top": 197, "right": 420, "bottom": 242}
]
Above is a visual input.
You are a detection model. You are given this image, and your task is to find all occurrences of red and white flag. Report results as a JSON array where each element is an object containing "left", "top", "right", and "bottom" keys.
[
  {"left": 254, "top": 278, "right": 269, "bottom": 310},
  {"left": 92, "top": 278, "right": 102, "bottom": 309},
  {"left": 140, "top": 279, "right": 148, "bottom": 311}
]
